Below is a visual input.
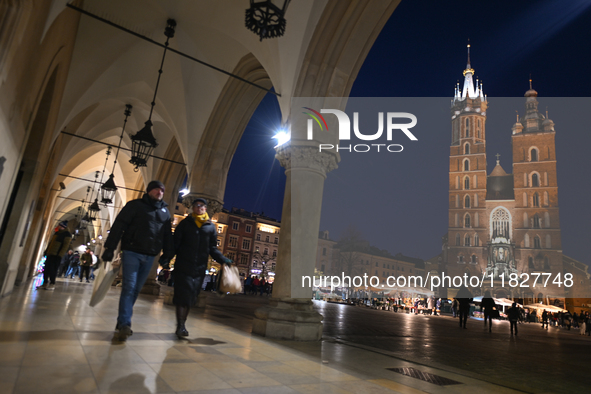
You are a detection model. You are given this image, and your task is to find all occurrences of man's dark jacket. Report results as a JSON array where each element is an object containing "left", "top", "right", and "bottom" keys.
[
  {"left": 173, "top": 216, "right": 225, "bottom": 277},
  {"left": 104, "top": 194, "right": 173, "bottom": 258}
]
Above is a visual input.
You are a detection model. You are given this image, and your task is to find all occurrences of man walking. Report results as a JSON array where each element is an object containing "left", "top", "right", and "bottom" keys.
[
  {"left": 101, "top": 180, "right": 173, "bottom": 341},
  {"left": 37, "top": 221, "right": 71, "bottom": 290},
  {"left": 456, "top": 285, "right": 473, "bottom": 329},
  {"left": 58, "top": 250, "right": 74, "bottom": 277},
  {"left": 79, "top": 248, "right": 93, "bottom": 283},
  {"left": 507, "top": 302, "right": 520, "bottom": 335}
]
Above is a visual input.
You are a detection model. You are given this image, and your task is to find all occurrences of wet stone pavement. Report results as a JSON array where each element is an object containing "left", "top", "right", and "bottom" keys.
[{"left": 207, "top": 294, "right": 591, "bottom": 393}]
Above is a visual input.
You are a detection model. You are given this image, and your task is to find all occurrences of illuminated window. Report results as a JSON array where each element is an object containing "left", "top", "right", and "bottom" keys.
[{"left": 229, "top": 236, "right": 238, "bottom": 248}]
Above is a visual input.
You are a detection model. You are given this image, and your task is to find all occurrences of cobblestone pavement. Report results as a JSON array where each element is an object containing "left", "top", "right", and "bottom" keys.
[{"left": 205, "top": 293, "right": 591, "bottom": 393}]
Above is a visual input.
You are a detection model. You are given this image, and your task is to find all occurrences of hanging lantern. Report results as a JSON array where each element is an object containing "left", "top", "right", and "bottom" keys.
[
  {"left": 101, "top": 174, "right": 117, "bottom": 204},
  {"left": 129, "top": 20, "right": 176, "bottom": 171},
  {"left": 245, "top": 0, "right": 290, "bottom": 41},
  {"left": 102, "top": 105, "right": 132, "bottom": 202},
  {"left": 88, "top": 199, "right": 101, "bottom": 221},
  {"left": 129, "top": 120, "right": 158, "bottom": 170}
]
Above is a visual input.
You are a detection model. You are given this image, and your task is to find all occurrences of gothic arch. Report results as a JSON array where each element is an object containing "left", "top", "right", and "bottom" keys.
[
  {"left": 189, "top": 53, "right": 272, "bottom": 206},
  {"left": 490, "top": 206, "right": 512, "bottom": 240}
]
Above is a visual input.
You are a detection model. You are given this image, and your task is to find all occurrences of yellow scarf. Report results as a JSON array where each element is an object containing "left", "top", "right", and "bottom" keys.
[{"left": 192, "top": 212, "right": 209, "bottom": 228}]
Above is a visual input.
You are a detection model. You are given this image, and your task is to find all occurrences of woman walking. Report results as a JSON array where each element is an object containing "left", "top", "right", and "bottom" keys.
[{"left": 170, "top": 198, "right": 232, "bottom": 337}]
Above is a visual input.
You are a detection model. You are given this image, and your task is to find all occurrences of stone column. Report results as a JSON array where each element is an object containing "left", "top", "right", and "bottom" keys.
[{"left": 252, "top": 145, "right": 338, "bottom": 341}]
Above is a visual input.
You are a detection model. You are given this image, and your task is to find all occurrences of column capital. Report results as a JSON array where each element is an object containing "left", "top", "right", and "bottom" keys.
[
  {"left": 275, "top": 145, "right": 338, "bottom": 177},
  {"left": 182, "top": 193, "right": 224, "bottom": 215}
]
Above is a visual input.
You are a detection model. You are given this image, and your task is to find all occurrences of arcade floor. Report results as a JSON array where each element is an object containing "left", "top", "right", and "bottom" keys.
[{"left": 0, "top": 276, "right": 585, "bottom": 393}]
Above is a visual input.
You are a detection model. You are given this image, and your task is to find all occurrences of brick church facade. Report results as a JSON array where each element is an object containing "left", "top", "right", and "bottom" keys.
[{"left": 435, "top": 47, "right": 590, "bottom": 306}]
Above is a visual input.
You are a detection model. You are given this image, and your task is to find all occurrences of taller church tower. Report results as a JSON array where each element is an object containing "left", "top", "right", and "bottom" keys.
[{"left": 446, "top": 44, "right": 489, "bottom": 282}]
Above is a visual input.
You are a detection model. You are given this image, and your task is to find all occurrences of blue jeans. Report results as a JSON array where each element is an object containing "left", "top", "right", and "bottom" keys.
[{"left": 117, "top": 251, "right": 156, "bottom": 328}]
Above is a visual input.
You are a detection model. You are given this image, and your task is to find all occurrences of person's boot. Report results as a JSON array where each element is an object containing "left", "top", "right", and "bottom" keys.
[
  {"left": 36, "top": 282, "right": 48, "bottom": 290},
  {"left": 175, "top": 306, "right": 189, "bottom": 338},
  {"left": 46, "top": 283, "right": 55, "bottom": 291},
  {"left": 117, "top": 325, "right": 133, "bottom": 341}
]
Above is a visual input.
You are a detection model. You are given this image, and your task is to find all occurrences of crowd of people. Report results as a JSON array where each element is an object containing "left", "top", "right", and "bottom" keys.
[{"left": 243, "top": 275, "right": 272, "bottom": 295}]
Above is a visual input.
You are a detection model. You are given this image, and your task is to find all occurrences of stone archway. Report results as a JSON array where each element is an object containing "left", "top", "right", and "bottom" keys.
[{"left": 186, "top": 53, "right": 272, "bottom": 211}]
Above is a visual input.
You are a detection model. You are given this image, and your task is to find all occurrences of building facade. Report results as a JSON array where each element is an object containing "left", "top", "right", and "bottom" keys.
[{"left": 442, "top": 50, "right": 589, "bottom": 303}]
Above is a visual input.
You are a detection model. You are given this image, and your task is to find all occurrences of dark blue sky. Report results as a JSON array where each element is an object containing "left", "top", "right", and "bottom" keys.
[{"left": 225, "top": 0, "right": 591, "bottom": 264}]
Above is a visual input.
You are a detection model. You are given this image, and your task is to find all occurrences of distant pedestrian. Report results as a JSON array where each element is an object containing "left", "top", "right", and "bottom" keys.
[
  {"left": 66, "top": 251, "right": 80, "bottom": 278},
  {"left": 542, "top": 310, "right": 549, "bottom": 329},
  {"left": 507, "top": 302, "right": 520, "bottom": 335},
  {"left": 456, "top": 286, "right": 473, "bottom": 329},
  {"left": 79, "top": 248, "right": 93, "bottom": 283},
  {"left": 58, "top": 250, "right": 74, "bottom": 277},
  {"left": 452, "top": 298, "right": 458, "bottom": 318},
  {"left": 37, "top": 221, "right": 71, "bottom": 290},
  {"left": 435, "top": 298, "right": 441, "bottom": 316},
  {"left": 481, "top": 290, "right": 496, "bottom": 332}
]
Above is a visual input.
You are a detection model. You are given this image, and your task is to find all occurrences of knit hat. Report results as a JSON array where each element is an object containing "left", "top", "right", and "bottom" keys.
[
  {"left": 146, "top": 180, "right": 165, "bottom": 193},
  {"left": 58, "top": 220, "right": 68, "bottom": 228},
  {"left": 192, "top": 198, "right": 208, "bottom": 206}
]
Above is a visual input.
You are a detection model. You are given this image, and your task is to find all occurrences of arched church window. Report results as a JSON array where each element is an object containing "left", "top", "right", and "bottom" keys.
[
  {"left": 533, "top": 214, "right": 541, "bottom": 228},
  {"left": 524, "top": 234, "right": 530, "bottom": 248},
  {"left": 455, "top": 233, "right": 461, "bottom": 246},
  {"left": 464, "top": 195, "right": 471, "bottom": 208},
  {"left": 464, "top": 234, "right": 471, "bottom": 246},
  {"left": 463, "top": 159, "right": 469, "bottom": 171},
  {"left": 471, "top": 255, "right": 477, "bottom": 263},
  {"left": 464, "top": 177, "right": 470, "bottom": 190},
  {"left": 534, "top": 236, "right": 541, "bottom": 249},
  {"left": 544, "top": 212, "right": 550, "bottom": 227},
  {"left": 464, "top": 143, "right": 470, "bottom": 155},
  {"left": 532, "top": 173, "right": 539, "bottom": 187},
  {"left": 465, "top": 118, "right": 470, "bottom": 137},
  {"left": 490, "top": 207, "right": 511, "bottom": 239},
  {"left": 530, "top": 148, "right": 538, "bottom": 162},
  {"left": 528, "top": 257, "right": 534, "bottom": 269},
  {"left": 533, "top": 193, "right": 540, "bottom": 207},
  {"left": 464, "top": 214, "right": 471, "bottom": 228},
  {"left": 474, "top": 234, "right": 479, "bottom": 246}
]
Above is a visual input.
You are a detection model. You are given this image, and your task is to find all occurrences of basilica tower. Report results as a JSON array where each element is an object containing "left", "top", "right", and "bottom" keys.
[
  {"left": 446, "top": 44, "right": 488, "bottom": 283},
  {"left": 511, "top": 83, "right": 563, "bottom": 300}
]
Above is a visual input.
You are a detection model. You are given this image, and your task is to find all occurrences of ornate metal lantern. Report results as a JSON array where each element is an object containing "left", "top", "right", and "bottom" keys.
[
  {"left": 129, "top": 19, "right": 176, "bottom": 170},
  {"left": 88, "top": 199, "right": 101, "bottom": 221},
  {"left": 102, "top": 105, "right": 132, "bottom": 203},
  {"left": 245, "top": 0, "right": 290, "bottom": 41}
]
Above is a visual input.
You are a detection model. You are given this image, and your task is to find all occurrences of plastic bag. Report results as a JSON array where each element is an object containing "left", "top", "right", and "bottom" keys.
[{"left": 217, "top": 264, "right": 241, "bottom": 294}]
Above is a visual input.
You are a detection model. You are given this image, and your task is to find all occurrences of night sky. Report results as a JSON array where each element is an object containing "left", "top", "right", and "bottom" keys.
[{"left": 224, "top": 0, "right": 591, "bottom": 265}]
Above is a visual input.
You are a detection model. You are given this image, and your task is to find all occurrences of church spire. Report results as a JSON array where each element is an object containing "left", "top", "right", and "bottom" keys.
[{"left": 455, "top": 42, "right": 484, "bottom": 101}]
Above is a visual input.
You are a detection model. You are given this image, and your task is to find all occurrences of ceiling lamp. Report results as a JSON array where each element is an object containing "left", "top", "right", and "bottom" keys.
[
  {"left": 129, "top": 19, "right": 176, "bottom": 171},
  {"left": 245, "top": 0, "right": 290, "bottom": 41},
  {"left": 101, "top": 104, "right": 132, "bottom": 204}
]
